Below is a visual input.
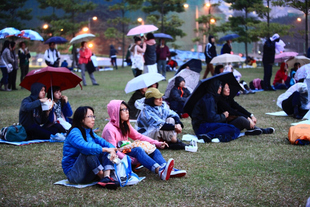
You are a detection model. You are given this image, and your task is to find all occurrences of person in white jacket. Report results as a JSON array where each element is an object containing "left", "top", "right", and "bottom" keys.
[{"left": 44, "top": 42, "right": 61, "bottom": 67}]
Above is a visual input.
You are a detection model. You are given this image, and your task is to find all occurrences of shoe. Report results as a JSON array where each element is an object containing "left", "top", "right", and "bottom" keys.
[
  {"left": 293, "top": 114, "right": 303, "bottom": 119},
  {"left": 170, "top": 168, "right": 186, "bottom": 178},
  {"left": 261, "top": 127, "right": 275, "bottom": 134},
  {"left": 198, "top": 134, "right": 212, "bottom": 143},
  {"left": 242, "top": 90, "right": 249, "bottom": 95},
  {"left": 159, "top": 158, "right": 174, "bottom": 180},
  {"left": 245, "top": 128, "right": 263, "bottom": 136},
  {"left": 98, "top": 176, "right": 120, "bottom": 190},
  {"left": 50, "top": 133, "right": 66, "bottom": 142},
  {"left": 93, "top": 83, "right": 99, "bottom": 86}
]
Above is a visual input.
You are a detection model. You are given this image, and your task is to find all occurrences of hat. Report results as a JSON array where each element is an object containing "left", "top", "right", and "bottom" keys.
[
  {"left": 145, "top": 88, "right": 164, "bottom": 99},
  {"left": 270, "top": 33, "right": 280, "bottom": 41}
]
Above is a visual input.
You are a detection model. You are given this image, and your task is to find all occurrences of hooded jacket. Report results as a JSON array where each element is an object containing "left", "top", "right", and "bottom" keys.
[
  {"left": 204, "top": 36, "right": 217, "bottom": 63},
  {"left": 273, "top": 62, "right": 288, "bottom": 86},
  {"left": 144, "top": 39, "right": 157, "bottom": 65},
  {"left": 262, "top": 38, "right": 276, "bottom": 64},
  {"left": 19, "top": 82, "right": 49, "bottom": 128},
  {"left": 102, "top": 100, "right": 161, "bottom": 165},
  {"left": 169, "top": 76, "right": 191, "bottom": 102},
  {"left": 109, "top": 45, "right": 118, "bottom": 58}
]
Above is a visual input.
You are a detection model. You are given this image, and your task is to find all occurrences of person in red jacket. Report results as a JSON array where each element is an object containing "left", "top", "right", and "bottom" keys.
[
  {"left": 156, "top": 39, "right": 170, "bottom": 79},
  {"left": 273, "top": 62, "right": 289, "bottom": 90}
]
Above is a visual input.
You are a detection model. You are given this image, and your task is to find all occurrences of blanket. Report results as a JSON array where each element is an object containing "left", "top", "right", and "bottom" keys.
[
  {"left": 182, "top": 133, "right": 245, "bottom": 143},
  {"left": 265, "top": 111, "right": 288, "bottom": 116},
  {"left": 0, "top": 139, "right": 51, "bottom": 146}
]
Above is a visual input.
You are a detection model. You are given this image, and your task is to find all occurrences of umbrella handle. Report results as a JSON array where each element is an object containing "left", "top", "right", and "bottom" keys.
[{"left": 79, "top": 83, "right": 83, "bottom": 90}]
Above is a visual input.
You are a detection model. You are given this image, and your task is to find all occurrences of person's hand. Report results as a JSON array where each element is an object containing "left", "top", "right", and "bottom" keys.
[
  {"left": 105, "top": 148, "right": 117, "bottom": 160},
  {"left": 62, "top": 95, "right": 68, "bottom": 103},
  {"left": 247, "top": 117, "right": 255, "bottom": 129},
  {"left": 223, "top": 111, "right": 229, "bottom": 118},
  {"left": 159, "top": 141, "right": 169, "bottom": 149},
  {"left": 251, "top": 116, "right": 257, "bottom": 124},
  {"left": 39, "top": 97, "right": 48, "bottom": 103},
  {"left": 175, "top": 124, "right": 182, "bottom": 133}
]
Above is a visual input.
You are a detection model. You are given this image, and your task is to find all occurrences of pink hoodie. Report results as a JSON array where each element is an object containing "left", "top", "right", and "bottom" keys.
[{"left": 101, "top": 100, "right": 161, "bottom": 165}]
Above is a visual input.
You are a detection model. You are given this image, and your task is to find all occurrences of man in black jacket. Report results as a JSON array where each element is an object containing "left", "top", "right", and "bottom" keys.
[{"left": 203, "top": 35, "right": 217, "bottom": 79}]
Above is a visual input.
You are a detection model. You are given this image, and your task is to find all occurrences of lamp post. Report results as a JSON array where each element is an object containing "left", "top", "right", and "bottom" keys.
[{"left": 88, "top": 16, "right": 97, "bottom": 31}]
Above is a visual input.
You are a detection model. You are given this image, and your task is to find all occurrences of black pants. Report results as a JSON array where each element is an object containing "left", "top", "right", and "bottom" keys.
[
  {"left": 229, "top": 116, "right": 259, "bottom": 131},
  {"left": 8, "top": 69, "right": 17, "bottom": 89},
  {"left": 263, "top": 63, "right": 273, "bottom": 89},
  {"left": 20, "top": 64, "right": 29, "bottom": 83},
  {"left": 170, "top": 100, "right": 185, "bottom": 115},
  {"left": 282, "top": 91, "right": 308, "bottom": 116},
  {"left": 24, "top": 123, "right": 66, "bottom": 140},
  {"left": 135, "top": 69, "right": 142, "bottom": 77}
]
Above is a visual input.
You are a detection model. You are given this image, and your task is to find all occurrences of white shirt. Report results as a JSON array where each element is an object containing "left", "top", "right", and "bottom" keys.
[{"left": 44, "top": 49, "right": 60, "bottom": 64}]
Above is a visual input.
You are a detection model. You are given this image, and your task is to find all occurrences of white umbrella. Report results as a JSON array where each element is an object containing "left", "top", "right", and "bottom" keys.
[
  {"left": 125, "top": 73, "right": 165, "bottom": 94},
  {"left": 286, "top": 56, "right": 310, "bottom": 68},
  {"left": 210, "top": 54, "right": 244, "bottom": 64},
  {"left": 70, "top": 33, "right": 95, "bottom": 44}
]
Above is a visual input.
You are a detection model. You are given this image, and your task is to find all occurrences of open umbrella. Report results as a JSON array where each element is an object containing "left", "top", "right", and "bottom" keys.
[
  {"left": 125, "top": 73, "right": 165, "bottom": 94},
  {"left": 70, "top": 33, "right": 95, "bottom": 44},
  {"left": 20, "top": 66, "right": 82, "bottom": 91},
  {"left": 45, "top": 36, "right": 68, "bottom": 44},
  {"left": 183, "top": 72, "right": 242, "bottom": 116},
  {"left": 274, "top": 52, "right": 298, "bottom": 63},
  {"left": 18, "top": 30, "right": 43, "bottom": 41},
  {"left": 0, "top": 27, "right": 21, "bottom": 39},
  {"left": 176, "top": 59, "right": 202, "bottom": 75},
  {"left": 286, "top": 56, "right": 310, "bottom": 68},
  {"left": 127, "top": 25, "right": 158, "bottom": 36},
  {"left": 154, "top": 33, "right": 173, "bottom": 40},
  {"left": 210, "top": 54, "right": 244, "bottom": 64},
  {"left": 218, "top": 34, "right": 239, "bottom": 42}
]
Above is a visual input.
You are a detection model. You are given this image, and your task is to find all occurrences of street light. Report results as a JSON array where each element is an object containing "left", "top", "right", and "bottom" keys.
[
  {"left": 183, "top": 3, "right": 189, "bottom": 9},
  {"left": 82, "top": 27, "right": 89, "bottom": 32},
  {"left": 210, "top": 18, "right": 216, "bottom": 24},
  {"left": 88, "top": 43, "right": 93, "bottom": 48},
  {"left": 88, "top": 16, "right": 97, "bottom": 30},
  {"left": 297, "top": 17, "right": 302, "bottom": 22},
  {"left": 204, "top": 2, "right": 211, "bottom": 7},
  {"left": 137, "top": 17, "right": 144, "bottom": 25},
  {"left": 43, "top": 24, "right": 49, "bottom": 30}
]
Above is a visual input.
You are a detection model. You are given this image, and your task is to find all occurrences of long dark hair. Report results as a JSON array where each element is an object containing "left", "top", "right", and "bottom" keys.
[
  {"left": 68, "top": 106, "right": 95, "bottom": 141},
  {"left": 1, "top": 40, "right": 10, "bottom": 55},
  {"left": 119, "top": 101, "right": 130, "bottom": 136},
  {"left": 47, "top": 86, "right": 65, "bottom": 106}
]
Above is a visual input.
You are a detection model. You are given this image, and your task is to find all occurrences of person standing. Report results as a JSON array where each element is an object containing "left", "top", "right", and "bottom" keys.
[
  {"left": 0, "top": 40, "right": 14, "bottom": 92},
  {"left": 263, "top": 33, "right": 280, "bottom": 91},
  {"left": 130, "top": 36, "right": 146, "bottom": 77},
  {"left": 44, "top": 42, "right": 61, "bottom": 67},
  {"left": 79, "top": 41, "right": 99, "bottom": 86},
  {"left": 144, "top": 33, "right": 157, "bottom": 73},
  {"left": 18, "top": 41, "right": 31, "bottom": 85},
  {"left": 203, "top": 35, "right": 217, "bottom": 79},
  {"left": 109, "top": 45, "right": 118, "bottom": 70},
  {"left": 221, "top": 40, "right": 232, "bottom": 54},
  {"left": 8, "top": 41, "right": 18, "bottom": 90},
  {"left": 156, "top": 39, "right": 170, "bottom": 79}
]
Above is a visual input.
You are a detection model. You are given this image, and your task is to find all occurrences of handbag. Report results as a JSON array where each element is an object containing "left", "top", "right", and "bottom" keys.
[
  {"left": 86, "top": 59, "right": 96, "bottom": 74},
  {"left": 1, "top": 56, "right": 13, "bottom": 73},
  {"left": 132, "top": 45, "right": 144, "bottom": 70},
  {"left": 0, "top": 124, "right": 27, "bottom": 142}
]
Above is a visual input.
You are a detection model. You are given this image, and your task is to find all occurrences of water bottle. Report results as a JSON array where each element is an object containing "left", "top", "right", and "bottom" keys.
[{"left": 108, "top": 153, "right": 121, "bottom": 164}]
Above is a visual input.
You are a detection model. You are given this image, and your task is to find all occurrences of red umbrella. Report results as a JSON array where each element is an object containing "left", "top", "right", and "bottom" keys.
[{"left": 20, "top": 66, "right": 82, "bottom": 91}]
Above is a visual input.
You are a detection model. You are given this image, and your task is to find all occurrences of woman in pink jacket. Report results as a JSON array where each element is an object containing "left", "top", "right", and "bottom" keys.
[
  {"left": 79, "top": 41, "right": 99, "bottom": 86},
  {"left": 102, "top": 100, "right": 186, "bottom": 181}
]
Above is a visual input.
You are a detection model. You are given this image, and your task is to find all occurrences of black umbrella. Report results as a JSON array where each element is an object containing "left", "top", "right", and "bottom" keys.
[
  {"left": 45, "top": 36, "right": 68, "bottom": 44},
  {"left": 183, "top": 72, "right": 242, "bottom": 116},
  {"left": 175, "top": 59, "right": 202, "bottom": 75}
]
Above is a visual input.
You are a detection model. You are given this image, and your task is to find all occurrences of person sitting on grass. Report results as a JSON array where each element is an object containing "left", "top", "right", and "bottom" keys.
[
  {"left": 169, "top": 76, "right": 191, "bottom": 118},
  {"left": 102, "top": 100, "right": 186, "bottom": 180},
  {"left": 19, "top": 82, "right": 66, "bottom": 141},
  {"left": 47, "top": 86, "right": 73, "bottom": 129},
  {"left": 217, "top": 83, "right": 275, "bottom": 135},
  {"left": 137, "top": 88, "right": 188, "bottom": 150},
  {"left": 273, "top": 62, "right": 290, "bottom": 90},
  {"left": 128, "top": 87, "right": 147, "bottom": 120},
  {"left": 62, "top": 106, "right": 119, "bottom": 186},
  {"left": 190, "top": 79, "right": 240, "bottom": 143}
]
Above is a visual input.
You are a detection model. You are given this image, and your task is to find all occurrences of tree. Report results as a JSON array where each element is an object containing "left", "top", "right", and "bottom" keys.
[
  {"left": 224, "top": 0, "right": 270, "bottom": 58},
  {"left": 0, "top": 0, "right": 32, "bottom": 29},
  {"left": 105, "top": 0, "right": 143, "bottom": 67},
  {"left": 272, "top": 0, "right": 310, "bottom": 52},
  {"left": 142, "top": 0, "right": 186, "bottom": 33}
]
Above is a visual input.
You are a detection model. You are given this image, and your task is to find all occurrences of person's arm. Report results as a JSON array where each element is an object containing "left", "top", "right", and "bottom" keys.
[
  {"left": 136, "top": 42, "right": 146, "bottom": 53},
  {"left": 166, "top": 46, "right": 170, "bottom": 57},
  {"left": 204, "top": 95, "right": 226, "bottom": 123},
  {"left": 20, "top": 98, "right": 42, "bottom": 112},
  {"left": 62, "top": 100, "right": 73, "bottom": 118},
  {"left": 170, "top": 88, "right": 186, "bottom": 102},
  {"left": 229, "top": 99, "right": 251, "bottom": 118},
  {"left": 44, "top": 50, "right": 52, "bottom": 63},
  {"left": 4, "top": 49, "right": 14, "bottom": 64}
]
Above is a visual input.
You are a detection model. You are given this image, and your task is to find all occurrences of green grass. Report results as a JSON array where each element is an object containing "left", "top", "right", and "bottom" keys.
[{"left": 1, "top": 66, "right": 310, "bottom": 206}]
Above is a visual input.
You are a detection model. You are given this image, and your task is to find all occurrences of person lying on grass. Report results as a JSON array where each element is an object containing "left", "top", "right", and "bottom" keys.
[
  {"left": 62, "top": 106, "right": 119, "bottom": 185},
  {"left": 102, "top": 100, "right": 186, "bottom": 181}
]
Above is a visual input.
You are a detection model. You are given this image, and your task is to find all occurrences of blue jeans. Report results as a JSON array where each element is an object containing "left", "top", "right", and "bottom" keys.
[
  {"left": 66, "top": 153, "right": 114, "bottom": 184},
  {"left": 0, "top": 67, "right": 8, "bottom": 85},
  {"left": 126, "top": 147, "right": 166, "bottom": 173},
  {"left": 157, "top": 60, "right": 166, "bottom": 78}
]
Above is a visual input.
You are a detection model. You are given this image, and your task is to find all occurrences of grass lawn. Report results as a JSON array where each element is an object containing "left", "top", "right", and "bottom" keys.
[{"left": 0, "top": 65, "right": 310, "bottom": 206}]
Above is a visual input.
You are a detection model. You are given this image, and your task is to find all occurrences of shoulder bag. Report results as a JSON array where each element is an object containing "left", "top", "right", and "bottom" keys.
[{"left": 1, "top": 55, "right": 13, "bottom": 73}]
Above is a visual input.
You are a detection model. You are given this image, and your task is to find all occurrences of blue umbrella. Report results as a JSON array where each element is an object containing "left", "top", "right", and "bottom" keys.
[
  {"left": 0, "top": 27, "right": 21, "bottom": 39},
  {"left": 154, "top": 33, "right": 173, "bottom": 40},
  {"left": 18, "top": 30, "right": 43, "bottom": 41},
  {"left": 45, "top": 36, "right": 68, "bottom": 44},
  {"left": 218, "top": 34, "right": 239, "bottom": 42}
]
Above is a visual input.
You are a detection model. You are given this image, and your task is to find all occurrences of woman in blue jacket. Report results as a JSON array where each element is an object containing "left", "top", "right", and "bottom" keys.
[{"left": 62, "top": 106, "right": 118, "bottom": 184}]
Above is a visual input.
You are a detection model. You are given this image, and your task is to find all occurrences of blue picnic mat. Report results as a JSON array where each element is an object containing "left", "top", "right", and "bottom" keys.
[{"left": 0, "top": 139, "right": 51, "bottom": 146}]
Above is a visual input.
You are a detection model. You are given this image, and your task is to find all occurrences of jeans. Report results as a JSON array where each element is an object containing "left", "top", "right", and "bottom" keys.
[
  {"left": 157, "top": 60, "right": 166, "bottom": 78},
  {"left": 25, "top": 123, "right": 66, "bottom": 140},
  {"left": 111, "top": 57, "right": 117, "bottom": 69},
  {"left": 66, "top": 153, "right": 114, "bottom": 184},
  {"left": 0, "top": 67, "right": 8, "bottom": 85},
  {"left": 263, "top": 63, "right": 273, "bottom": 89},
  {"left": 126, "top": 147, "right": 166, "bottom": 173}
]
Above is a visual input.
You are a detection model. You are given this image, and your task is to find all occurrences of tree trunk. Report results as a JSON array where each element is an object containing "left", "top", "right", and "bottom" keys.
[
  {"left": 245, "top": 8, "right": 248, "bottom": 59},
  {"left": 122, "top": 10, "right": 125, "bottom": 68}
]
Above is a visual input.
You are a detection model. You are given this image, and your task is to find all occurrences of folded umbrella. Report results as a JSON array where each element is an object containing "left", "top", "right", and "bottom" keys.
[
  {"left": 275, "top": 52, "right": 298, "bottom": 63},
  {"left": 127, "top": 25, "right": 158, "bottom": 36},
  {"left": 18, "top": 30, "right": 43, "bottom": 41},
  {"left": 154, "top": 33, "right": 173, "bottom": 40},
  {"left": 183, "top": 72, "right": 242, "bottom": 116},
  {"left": 20, "top": 66, "right": 82, "bottom": 91},
  {"left": 70, "top": 33, "right": 95, "bottom": 44},
  {"left": 125, "top": 73, "right": 165, "bottom": 94},
  {"left": 0, "top": 27, "right": 21, "bottom": 39},
  {"left": 45, "top": 36, "right": 68, "bottom": 44},
  {"left": 210, "top": 54, "right": 244, "bottom": 64}
]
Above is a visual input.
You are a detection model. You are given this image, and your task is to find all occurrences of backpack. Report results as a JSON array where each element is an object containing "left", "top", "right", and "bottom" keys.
[
  {"left": 288, "top": 124, "right": 310, "bottom": 145},
  {"left": 0, "top": 125, "right": 27, "bottom": 142}
]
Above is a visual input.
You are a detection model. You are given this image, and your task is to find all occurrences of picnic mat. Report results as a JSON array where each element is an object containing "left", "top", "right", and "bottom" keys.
[
  {"left": 0, "top": 139, "right": 51, "bottom": 146},
  {"left": 291, "top": 120, "right": 310, "bottom": 126},
  {"left": 54, "top": 179, "right": 97, "bottom": 188},
  {"left": 265, "top": 111, "right": 288, "bottom": 116},
  {"left": 182, "top": 133, "right": 245, "bottom": 143}
]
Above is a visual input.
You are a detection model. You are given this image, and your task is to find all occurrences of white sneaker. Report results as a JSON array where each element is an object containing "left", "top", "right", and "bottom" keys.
[
  {"left": 50, "top": 133, "right": 66, "bottom": 142},
  {"left": 170, "top": 168, "right": 186, "bottom": 178},
  {"left": 158, "top": 158, "right": 174, "bottom": 181}
]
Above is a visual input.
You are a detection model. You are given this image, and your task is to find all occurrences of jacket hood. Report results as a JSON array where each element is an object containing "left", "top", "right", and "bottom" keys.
[
  {"left": 175, "top": 76, "right": 185, "bottom": 87},
  {"left": 30, "top": 82, "right": 46, "bottom": 101},
  {"left": 209, "top": 35, "right": 214, "bottom": 43},
  {"left": 146, "top": 39, "right": 156, "bottom": 45},
  {"left": 110, "top": 45, "right": 115, "bottom": 49},
  {"left": 107, "top": 100, "right": 123, "bottom": 128},
  {"left": 206, "top": 79, "right": 222, "bottom": 96}
]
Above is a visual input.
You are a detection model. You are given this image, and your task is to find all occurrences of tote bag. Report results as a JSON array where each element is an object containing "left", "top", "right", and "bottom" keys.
[
  {"left": 1, "top": 56, "right": 13, "bottom": 73},
  {"left": 132, "top": 45, "right": 144, "bottom": 70}
]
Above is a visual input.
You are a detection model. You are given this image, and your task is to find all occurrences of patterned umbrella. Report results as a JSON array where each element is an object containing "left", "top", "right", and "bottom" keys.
[
  {"left": 0, "top": 27, "right": 21, "bottom": 39},
  {"left": 18, "top": 30, "right": 43, "bottom": 41}
]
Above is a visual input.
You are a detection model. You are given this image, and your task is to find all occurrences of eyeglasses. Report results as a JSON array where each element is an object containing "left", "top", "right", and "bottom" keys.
[
  {"left": 120, "top": 108, "right": 129, "bottom": 112},
  {"left": 86, "top": 115, "right": 96, "bottom": 119}
]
